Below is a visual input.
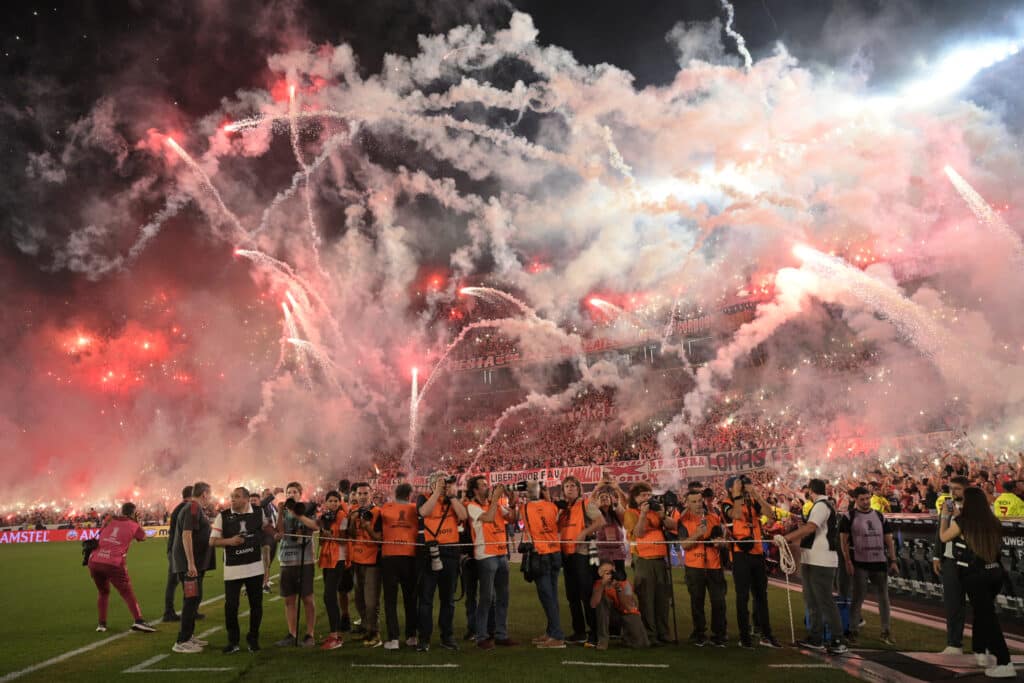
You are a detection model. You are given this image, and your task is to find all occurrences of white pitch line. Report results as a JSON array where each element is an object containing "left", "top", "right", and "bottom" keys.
[
  {"left": 0, "top": 573, "right": 280, "bottom": 682},
  {"left": 562, "top": 661, "right": 669, "bottom": 668},
  {"left": 351, "top": 664, "right": 461, "bottom": 669},
  {"left": 768, "top": 664, "right": 834, "bottom": 668}
]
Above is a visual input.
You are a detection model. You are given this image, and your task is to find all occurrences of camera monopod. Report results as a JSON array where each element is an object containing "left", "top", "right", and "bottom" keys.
[
  {"left": 294, "top": 532, "right": 311, "bottom": 647},
  {"left": 665, "top": 546, "right": 679, "bottom": 644}
]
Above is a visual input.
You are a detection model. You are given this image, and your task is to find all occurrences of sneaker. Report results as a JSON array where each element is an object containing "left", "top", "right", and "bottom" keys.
[
  {"left": 584, "top": 641, "right": 598, "bottom": 649},
  {"left": 406, "top": 636, "right": 418, "bottom": 647},
  {"left": 566, "top": 633, "right": 587, "bottom": 645},
  {"left": 416, "top": 643, "right": 430, "bottom": 653},
  {"left": 796, "top": 639, "right": 825, "bottom": 652},
  {"left": 190, "top": 636, "right": 209, "bottom": 647},
  {"left": 131, "top": 620, "right": 156, "bottom": 633},
  {"left": 740, "top": 638, "right": 755, "bottom": 650},
  {"left": 339, "top": 615, "right": 352, "bottom": 632},
  {"left": 162, "top": 612, "right": 181, "bottom": 622},
  {"left": 688, "top": 632, "right": 707, "bottom": 644},
  {"left": 760, "top": 636, "right": 783, "bottom": 649},
  {"left": 879, "top": 632, "right": 895, "bottom": 646},
  {"left": 384, "top": 640, "right": 400, "bottom": 651},
  {"left": 263, "top": 585, "right": 271, "bottom": 594},
  {"left": 352, "top": 617, "right": 362, "bottom": 626},
  {"left": 828, "top": 641, "right": 849, "bottom": 655},
  {"left": 222, "top": 644, "right": 240, "bottom": 654},
  {"left": 941, "top": 646, "right": 964, "bottom": 656},
  {"left": 710, "top": 637, "right": 728, "bottom": 648},
  {"left": 977, "top": 652, "right": 996, "bottom": 668},
  {"left": 857, "top": 618, "right": 866, "bottom": 628},
  {"left": 172, "top": 640, "right": 203, "bottom": 653},
  {"left": 596, "top": 640, "right": 609, "bottom": 651},
  {"left": 531, "top": 635, "right": 549, "bottom": 645},
  {"left": 247, "top": 637, "right": 261, "bottom": 653},
  {"left": 846, "top": 632, "right": 859, "bottom": 646},
  {"left": 537, "top": 638, "right": 566, "bottom": 649},
  {"left": 439, "top": 639, "right": 459, "bottom": 651},
  {"left": 95, "top": 623, "right": 107, "bottom": 632},
  {"left": 363, "top": 635, "right": 383, "bottom": 648},
  {"left": 321, "top": 636, "right": 343, "bottom": 651},
  {"left": 301, "top": 635, "right": 316, "bottom": 648},
  {"left": 495, "top": 638, "right": 518, "bottom": 647},
  {"left": 463, "top": 630, "right": 475, "bottom": 641},
  {"left": 694, "top": 637, "right": 710, "bottom": 648},
  {"left": 477, "top": 638, "right": 495, "bottom": 650},
  {"left": 275, "top": 634, "right": 297, "bottom": 647},
  {"left": 985, "top": 664, "right": 1016, "bottom": 678}
]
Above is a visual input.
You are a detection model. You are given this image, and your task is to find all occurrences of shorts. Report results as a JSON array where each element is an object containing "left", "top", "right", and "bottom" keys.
[{"left": 280, "top": 564, "right": 315, "bottom": 598}]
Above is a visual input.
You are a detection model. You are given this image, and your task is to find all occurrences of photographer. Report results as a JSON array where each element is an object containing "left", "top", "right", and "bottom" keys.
[
  {"left": 521, "top": 481, "right": 565, "bottom": 648},
  {"left": 721, "top": 475, "right": 781, "bottom": 649},
  {"left": 624, "top": 482, "right": 677, "bottom": 646},
  {"left": 210, "top": 487, "right": 274, "bottom": 653},
  {"left": 347, "top": 482, "right": 383, "bottom": 648},
  {"left": 274, "top": 482, "right": 319, "bottom": 648},
  {"left": 783, "top": 479, "right": 846, "bottom": 655},
  {"left": 467, "top": 476, "right": 519, "bottom": 649},
  {"left": 840, "top": 486, "right": 897, "bottom": 647},
  {"left": 679, "top": 490, "right": 727, "bottom": 647},
  {"left": 171, "top": 482, "right": 215, "bottom": 653},
  {"left": 593, "top": 478, "right": 629, "bottom": 576},
  {"left": 559, "top": 476, "right": 603, "bottom": 646},
  {"left": 87, "top": 502, "right": 155, "bottom": 634},
  {"left": 590, "top": 561, "right": 648, "bottom": 650},
  {"left": 416, "top": 471, "right": 467, "bottom": 652},
  {"left": 317, "top": 490, "right": 349, "bottom": 650},
  {"left": 379, "top": 483, "right": 419, "bottom": 650}
]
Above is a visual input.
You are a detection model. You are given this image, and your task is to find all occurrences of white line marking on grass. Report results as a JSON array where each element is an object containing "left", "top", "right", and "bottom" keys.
[
  {"left": 0, "top": 573, "right": 280, "bottom": 682},
  {"left": 352, "top": 664, "right": 461, "bottom": 669},
  {"left": 769, "top": 664, "right": 834, "bottom": 668},
  {"left": 123, "top": 654, "right": 236, "bottom": 674},
  {"left": 123, "top": 656, "right": 171, "bottom": 673},
  {"left": 561, "top": 659, "right": 671, "bottom": 671}
]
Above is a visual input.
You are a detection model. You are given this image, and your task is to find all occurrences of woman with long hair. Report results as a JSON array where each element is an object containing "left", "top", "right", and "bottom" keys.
[{"left": 940, "top": 486, "right": 1013, "bottom": 678}]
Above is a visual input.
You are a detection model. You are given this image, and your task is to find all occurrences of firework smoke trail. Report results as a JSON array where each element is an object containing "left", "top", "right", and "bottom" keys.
[
  {"left": 287, "top": 85, "right": 325, "bottom": 268},
  {"left": 164, "top": 137, "right": 248, "bottom": 240},
  {"left": 944, "top": 165, "right": 1024, "bottom": 262},
  {"left": 408, "top": 367, "right": 419, "bottom": 463},
  {"left": 459, "top": 287, "right": 539, "bottom": 318},
  {"left": 589, "top": 297, "right": 646, "bottom": 331},
  {"left": 719, "top": 0, "right": 753, "bottom": 71},
  {"left": 282, "top": 303, "right": 313, "bottom": 387}
]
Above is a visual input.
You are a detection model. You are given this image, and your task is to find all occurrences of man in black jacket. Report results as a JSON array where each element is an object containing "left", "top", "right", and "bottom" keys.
[{"left": 163, "top": 486, "right": 192, "bottom": 622}]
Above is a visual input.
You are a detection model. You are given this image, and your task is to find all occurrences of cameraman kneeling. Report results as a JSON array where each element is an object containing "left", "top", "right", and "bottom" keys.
[
  {"left": 590, "top": 562, "right": 648, "bottom": 649},
  {"left": 624, "top": 482, "right": 677, "bottom": 646},
  {"left": 521, "top": 481, "right": 566, "bottom": 648}
]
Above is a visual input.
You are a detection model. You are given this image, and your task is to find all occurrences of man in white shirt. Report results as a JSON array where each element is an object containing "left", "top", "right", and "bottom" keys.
[
  {"left": 783, "top": 479, "right": 847, "bottom": 655},
  {"left": 210, "top": 486, "right": 274, "bottom": 653}
]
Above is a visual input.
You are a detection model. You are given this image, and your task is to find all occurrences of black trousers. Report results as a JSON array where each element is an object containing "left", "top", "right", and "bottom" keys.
[
  {"left": 941, "top": 557, "right": 967, "bottom": 648},
  {"left": 563, "top": 553, "right": 597, "bottom": 642},
  {"left": 176, "top": 572, "right": 205, "bottom": 643},
  {"left": 685, "top": 566, "right": 727, "bottom": 639},
  {"left": 963, "top": 566, "right": 1010, "bottom": 665},
  {"left": 382, "top": 555, "right": 418, "bottom": 641},
  {"left": 417, "top": 552, "right": 459, "bottom": 643},
  {"left": 732, "top": 552, "right": 772, "bottom": 639},
  {"left": 224, "top": 574, "right": 263, "bottom": 646},
  {"left": 164, "top": 561, "right": 179, "bottom": 615}
]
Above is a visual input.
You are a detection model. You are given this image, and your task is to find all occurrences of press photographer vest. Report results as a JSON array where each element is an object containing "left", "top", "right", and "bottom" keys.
[
  {"left": 221, "top": 509, "right": 263, "bottom": 567},
  {"left": 800, "top": 499, "right": 838, "bottom": 552},
  {"left": 848, "top": 508, "right": 886, "bottom": 564}
]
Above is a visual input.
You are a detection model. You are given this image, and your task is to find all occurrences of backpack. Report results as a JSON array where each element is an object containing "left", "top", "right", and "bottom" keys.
[{"left": 800, "top": 499, "right": 839, "bottom": 552}]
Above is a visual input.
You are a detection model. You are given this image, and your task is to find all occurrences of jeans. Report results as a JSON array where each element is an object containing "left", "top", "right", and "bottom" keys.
[
  {"left": 353, "top": 564, "right": 381, "bottom": 634},
  {"left": 963, "top": 566, "right": 1010, "bottom": 666},
  {"left": 802, "top": 564, "right": 842, "bottom": 644},
  {"left": 850, "top": 567, "right": 891, "bottom": 634},
  {"left": 684, "top": 567, "right": 727, "bottom": 639},
  {"left": 176, "top": 572, "right": 205, "bottom": 643},
  {"left": 475, "top": 555, "right": 510, "bottom": 641},
  {"left": 381, "top": 555, "right": 417, "bottom": 642},
  {"left": 463, "top": 557, "right": 495, "bottom": 637},
  {"left": 941, "top": 557, "right": 967, "bottom": 648},
  {"left": 534, "top": 553, "right": 564, "bottom": 639},
  {"left": 563, "top": 553, "right": 597, "bottom": 642},
  {"left": 633, "top": 556, "right": 671, "bottom": 641},
  {"left": 224, "top": 574, "right": 263, "bottom": 646},
  {"left": 417, "top": 552, "right": 459, "bottom": 643},
  {"left": 732, "top": 551, "right": 772, "bottom": 640}
]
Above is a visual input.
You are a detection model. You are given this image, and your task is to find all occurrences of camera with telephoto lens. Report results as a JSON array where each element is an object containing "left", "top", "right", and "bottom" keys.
[
  {"left": 511, "top": 481, "right": 530, "bottom": 493},
  {"left": 426, "top": 541, "right": 442, "bottom": 571},
  {"left": 647, "top": 490, "right": 679, "bottom": 513},
  {"left": 284, "top": 499, "right": 317, "bottom": 517},
  {"left": 358, "top": 507, "right": 374, "bottom": 522},
  {"left": 319, "top": 508, "right": 337, "bottom": 528},
  {"left": 553, "top": 499, "right": 569, "bottom": 511},
  {"left": 443, "top": 475, "right": 457, "bottom": 485}
]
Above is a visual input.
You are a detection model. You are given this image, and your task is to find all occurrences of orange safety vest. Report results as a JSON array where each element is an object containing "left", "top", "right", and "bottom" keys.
[
  {"left": 626, "top": 507, "right": 667, "bottom": 559},
  {"left": 469, "top": 500, "right": 508, "bottom": 557},
  {"left": 380, "top": 502, "right": 418, "bottom": 557},
  {"left": 726, "top": 497, "right": 763, "bottom": 555},
  {"left": 593, "top": 579, "right": 640, "bottom": 615},
  {"left": 522, "top": 500, "right": 560, "bottom": 555},
  {"left": 317, "top": 503, "right": 348, "bottom": 568},
  {"left": 348, "top": 506, "right": 381, "bottom": 565},
  {"left": 421, "top": 497, "right": 460, "bottom": 545},
  {"left": 558, "top": 497, "right": 590, "bottom": 555},
  {"left": 679, "top": 511, "right": 723, "bottom": 570}
]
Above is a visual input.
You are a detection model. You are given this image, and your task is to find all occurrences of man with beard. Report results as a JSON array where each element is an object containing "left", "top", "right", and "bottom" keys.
[{"left": 932, "top": 475, "right": 970, "bottom": 655}]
